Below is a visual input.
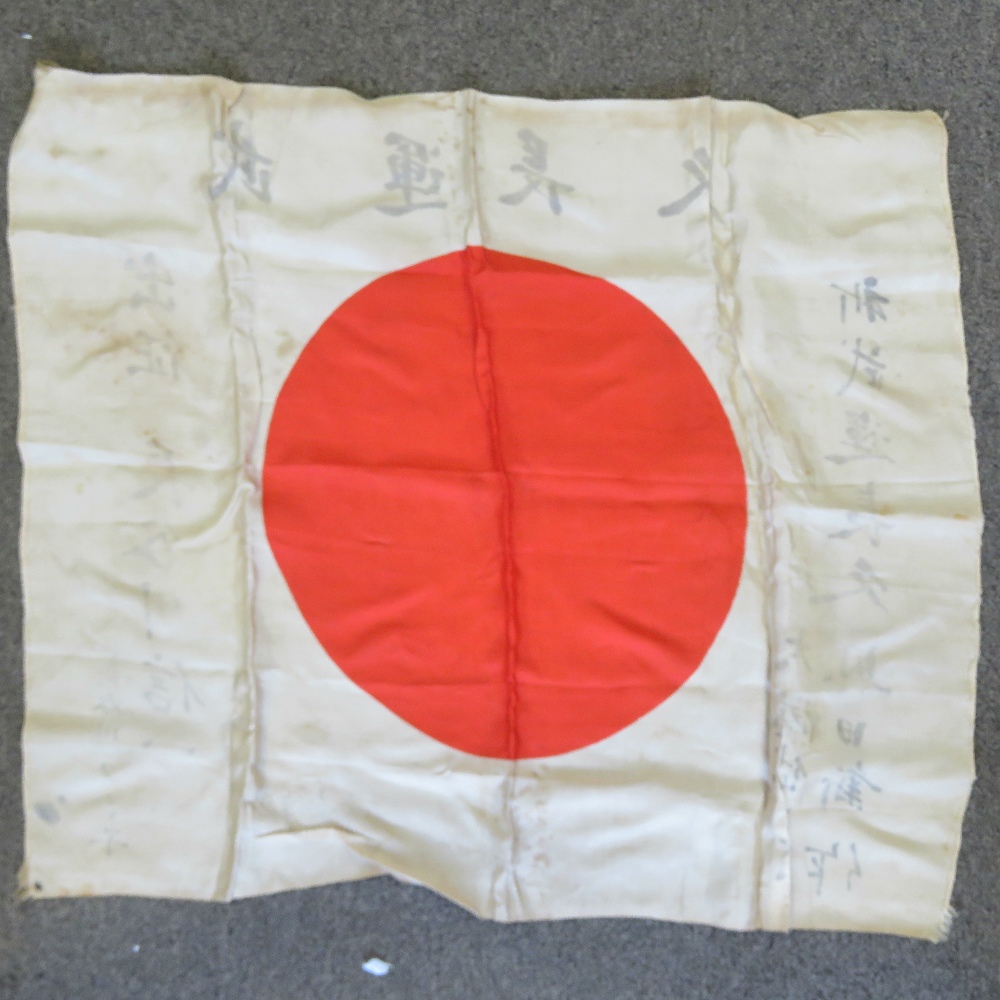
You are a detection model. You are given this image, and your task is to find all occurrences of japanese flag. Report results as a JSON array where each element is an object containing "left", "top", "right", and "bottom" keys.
[{"left": 11, "top": 67, "right": 980, "bottom": 939}]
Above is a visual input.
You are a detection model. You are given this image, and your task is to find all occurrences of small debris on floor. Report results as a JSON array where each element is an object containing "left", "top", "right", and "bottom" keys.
[{"left": 361, "top": 957, "right": 392, "bottom": 977}]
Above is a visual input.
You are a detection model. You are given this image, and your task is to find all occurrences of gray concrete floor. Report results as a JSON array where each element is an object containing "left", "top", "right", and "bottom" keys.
[{"left": 0, "top": 2, "right": 997, "bottom": 998}]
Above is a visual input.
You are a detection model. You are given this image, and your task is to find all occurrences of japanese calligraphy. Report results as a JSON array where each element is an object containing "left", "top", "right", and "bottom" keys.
[
  {"left": 846, "top": 843, "right": 862, "bottom": 890},
  {"left": 825, "top": 409, "right": 893, "bottom": 465},
  {"left": 831, "top": 276, "right": 890, "bottom": 323},
  {"left": 823, "top": 644, "right": 891, "bottom": 694},
  {"left": 142, "top": 654, "right": 203, "bottom": 715},
  {"left": 838, "top": 337, "right": 885, "bottom": 394},
  {"left": 658, "top": 147, "right": 712, "bottom": 217},
  {"left": 805, "top": 841, "right": 865, "bottom": 896},
  {"left": 836, "top": 718, "right": 866, "bottom": 747},
  {"left": 376, "top": 132, "right": 447, "bottom": 216},
  {"left": 777, "top": 743, "right": 808, "bottom": 795},
  {"left": 120, "top": 254, "right": 185, "bottom": 382},
  {"left": 812, "top": 556, "right": 889, "bottom": 610},
  {"left": 820, "top": 762, "right": 882, "bottom": 811},
  {"left": 210, "top": 118, "right": 272, "bottom": 202},
  {"left": 499, "top": 129, "right": 573, "bottom": 215},
  {"left": 828, "top": 482, "right": 889, "bottom": 546},
  {"left": 124, "top": 328, "right": 185, "bottom": 380},
  {"left": 805, "top": 842, "right": 838, "bottom": 896},
  {"left": 125, "top": 252, "right": 174, "bottom": 311}
]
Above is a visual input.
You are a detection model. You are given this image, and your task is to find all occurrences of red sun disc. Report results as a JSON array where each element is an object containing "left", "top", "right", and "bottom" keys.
[{"left": 262, "top": 247, "right": 747, "bottom": 759}]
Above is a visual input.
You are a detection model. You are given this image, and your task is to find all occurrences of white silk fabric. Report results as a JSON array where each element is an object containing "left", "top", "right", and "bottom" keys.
[{"left": 9, "top": 66, "right": 981, "bottom": 939}]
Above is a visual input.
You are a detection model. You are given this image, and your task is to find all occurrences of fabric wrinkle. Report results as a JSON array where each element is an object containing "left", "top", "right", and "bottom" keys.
[{"left": 204, "top": 82, "right": 264, "bottom": 902}]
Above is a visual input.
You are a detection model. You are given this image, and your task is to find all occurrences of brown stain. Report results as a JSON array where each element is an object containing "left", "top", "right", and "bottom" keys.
[
  {"left": 69, "top": 301, "right": 130, "bottom": 331},
  {"left": 297, "top": 723, "right": 330, "bottom": 746},
  {"left": 75, "top": 332, "right": 137, "bottom": 365},
  {"left": 145, "top": 433, "right": 170, "bottom": 455},
  {"left": 275, "top": 330, "right": 297, "bottom": 358},
  {"left": 77, "top": 323, "right": 184, "bottom": 370},
  {"left": 49, "top": 145, "right": 108, "bottom": 160}
]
